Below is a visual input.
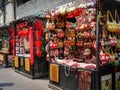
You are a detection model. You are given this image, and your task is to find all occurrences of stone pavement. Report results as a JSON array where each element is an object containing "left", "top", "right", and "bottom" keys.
[{"left": 0, "top": 66, "right": 52, "bottom": 90}]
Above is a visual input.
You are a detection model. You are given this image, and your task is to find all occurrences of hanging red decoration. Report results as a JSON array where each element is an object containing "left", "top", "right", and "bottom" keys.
[
  {"left": 35, "top": 30, "right": 42, "bottom": 38},
  {"left": 18, "top": 30, "right": 30, "bottom": 37},
  {"left": 66, "top": 11, "right": 74, "bottom": 18},
  {"left": 35, "top": 20, "right": 45, "bottom": 32},
  {"left": 10, "top": 27, "right": 14, "bottom": 33},
  {"left": 73, "top": 8, "right": 82, "bottom": 17},
  {"left": 12, "top": 49, "right": 14, "bottom": 54},
  {"left": 36, "top": 49, "right": 42, "bottom": 57},
  {"left": 10, "top": 39, "right": 14, "bottom": 46},
  {"left": 30, "top": 27, "right": 34, "bottom": 65},
  {"left": 35, "top": 40, "right": 42, "bottom": 48},
  {"left": 11, "top": 32, "right": 14, "bottom": 37},
  {"left": 18, "top": 31, "right": 22, "bottom": 36}
]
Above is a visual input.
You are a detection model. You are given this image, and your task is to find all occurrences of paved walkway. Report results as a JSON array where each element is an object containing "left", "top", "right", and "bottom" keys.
[{"left": 0, "top": 67, "right": 52, "bottom": 90}]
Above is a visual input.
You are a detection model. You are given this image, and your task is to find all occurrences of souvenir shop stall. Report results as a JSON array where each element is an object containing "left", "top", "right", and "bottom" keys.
[
  {"left": 10, "top": 16, "right": 48, "bottom": 79},
  {"left": 0, "top": 25, "right": 12, "bottom": 67},
  {"left": 45, "top": 0, "right": 120, "bottom": 90}
]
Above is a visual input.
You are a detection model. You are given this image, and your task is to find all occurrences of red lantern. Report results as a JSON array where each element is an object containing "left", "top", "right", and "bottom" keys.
[
  {"left": 36, "top": 49, "right": 42, "bottom": 57},
  {"left": 35, "top": 41, "right": 42, "bottom": 48},
  {"left": 35, "top": 30, "right": 42, "bottom": 38},
  {"left": 35, "top": 20, "right": 42, "bottom": 28}
]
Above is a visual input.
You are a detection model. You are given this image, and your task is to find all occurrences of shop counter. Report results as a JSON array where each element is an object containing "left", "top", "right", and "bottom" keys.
[
  {"left": 0, "top": 51, "right": 12, "bottom": 67},
  {"left": 49, "top": 62, "right": 115, "bottom": 90},
  {"left": 14, "top": 55, "right": 48, "bottom": 79}
]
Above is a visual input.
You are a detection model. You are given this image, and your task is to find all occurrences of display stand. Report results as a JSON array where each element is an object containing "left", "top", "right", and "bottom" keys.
[
  {"left": 10, "top": 16, "right": 48, "bottom": 79},
  {"left": 0, "top": 25, "right": 12, "bottom": 67},
  {"left": 46, "top": 0, "right": 120, "bottom": 90}
]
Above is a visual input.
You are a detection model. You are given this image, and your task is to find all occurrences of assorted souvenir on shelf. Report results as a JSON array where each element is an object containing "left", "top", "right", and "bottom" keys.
[
  {"left": 45, "top": 0, "right": 120, "bottom": 69},
  {"left": 45, "top": 1, "right": 97, "bottom": 70},
  {"left": 99, "top": 9, "right": 120, "bottom": 66}
]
